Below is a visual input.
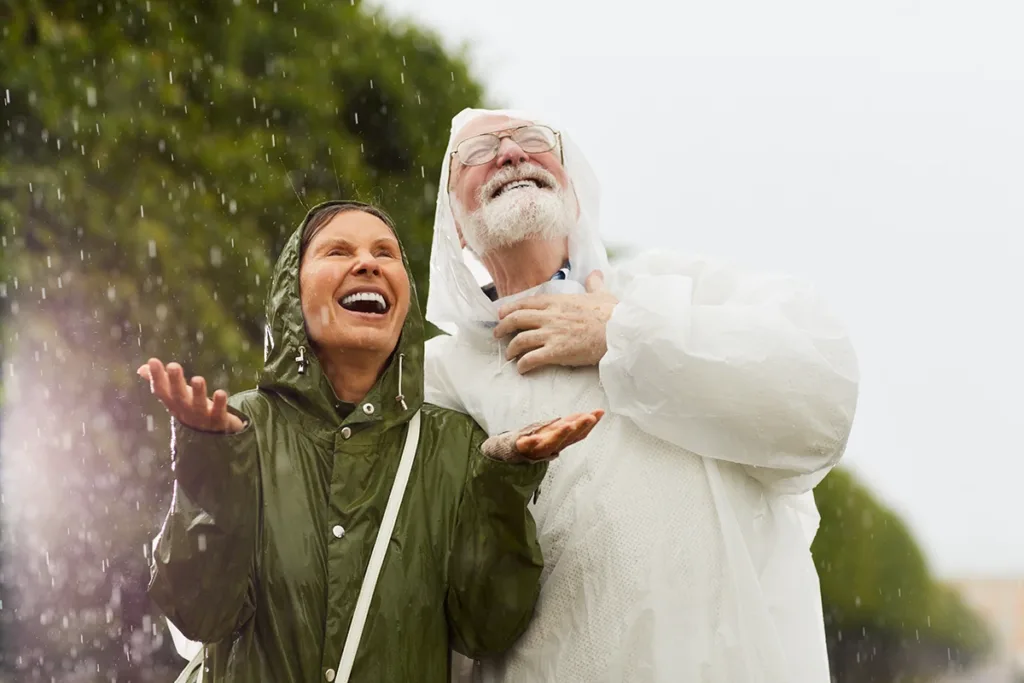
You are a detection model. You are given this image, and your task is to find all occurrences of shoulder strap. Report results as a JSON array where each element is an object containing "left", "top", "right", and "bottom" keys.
[{"left": 333, "top": 410, "right": 422, "bottom": 683}]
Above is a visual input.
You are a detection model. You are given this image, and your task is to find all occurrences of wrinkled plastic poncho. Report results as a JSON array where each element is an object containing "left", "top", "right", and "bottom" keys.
[
  {"left": 151, "top": 201, "right": 548, "bottom": 682},
  {"left": 424, "top": 109, "right": 860, "bottom": 683}
]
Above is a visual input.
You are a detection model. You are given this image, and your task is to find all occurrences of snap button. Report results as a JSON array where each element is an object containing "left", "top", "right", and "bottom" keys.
[
  {"left": 362, "top": 403, "right": 375, "bottom": 415},
  {"left": 325, "top": 669, "right": 336, "bottom": 682},
  {"left": 341, "top": 426, "right": 352, "bottom": 439},
  {"left": 332, "top": 525, "right": 345, "bottom": 539}
]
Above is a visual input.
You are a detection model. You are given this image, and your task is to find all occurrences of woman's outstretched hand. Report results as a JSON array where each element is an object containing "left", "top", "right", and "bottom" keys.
[
  {"left": 138, "top": 358, "right": 245, "bottom": 434},
  {"left": 515, "top": 410, "right": 604, "bottom": 462}
]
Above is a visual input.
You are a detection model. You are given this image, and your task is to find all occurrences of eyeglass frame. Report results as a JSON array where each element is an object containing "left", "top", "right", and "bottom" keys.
[{"left": 447, "top": 124, "right": 564, "bottom": 190}]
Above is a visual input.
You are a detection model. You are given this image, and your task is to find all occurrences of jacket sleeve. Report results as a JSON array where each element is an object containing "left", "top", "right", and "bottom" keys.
[
  {"left": 599, "top": 250, "right": 860, "bottom": 494},
  {"left": 446, "top": 426, "right": 547, "bottom": 659},
  {"left": 148, "top": 398, "right": 261, "bottom": 642}
]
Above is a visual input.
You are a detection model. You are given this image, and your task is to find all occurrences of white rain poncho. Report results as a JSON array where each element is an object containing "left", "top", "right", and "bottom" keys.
[{"left": 424, "top": 108, "right": 860, "bottom": 683}]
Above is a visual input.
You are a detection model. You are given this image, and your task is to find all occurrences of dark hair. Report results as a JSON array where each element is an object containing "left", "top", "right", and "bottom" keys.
[{"left": 299, "top": 202, "right": 398, "bottom": 261}]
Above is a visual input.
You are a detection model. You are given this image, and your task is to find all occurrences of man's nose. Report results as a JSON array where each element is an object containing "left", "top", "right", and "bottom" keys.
[{"left": 494, "top": 137, "right": 528, "bottom": 167}]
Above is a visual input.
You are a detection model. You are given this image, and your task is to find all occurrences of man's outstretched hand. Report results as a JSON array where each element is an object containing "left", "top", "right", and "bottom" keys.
[
  {"left": 137, "top": 358, "right": 245, "bottom": 434},
  {"left": 515, "top": 410, "right": 604, "bottom": 461}
]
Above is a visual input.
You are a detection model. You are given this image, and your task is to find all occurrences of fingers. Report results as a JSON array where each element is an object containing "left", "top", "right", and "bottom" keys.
[
  {"left": 559, "top": 414, "right": 601, "bottom": 449},
  {"left": 166, "top": 362, "right": 191, "bottom": 410},
  {"left": 493, "top": 310, "right": 548, "bottom": 339},
  {"left": 531, "top": 410, "right": 606, "bottom": 454},
  {"left": 497, "top": 295, "right": 553, "bottom": 320},
  {"left": 190, "top": 376, "right": 209, "bottom": 416},
  {"left": 526, "top": 420, "right": 576, "bottom": 457},
  {"left": 211, "top": 389, "right": 229, "bottom": 422},
  {"left": 505, "top": 330, "right": 546, "bottom": 361},
  {"left": 517, "top": 347, "right": 555, "bottom": 375},
  {"left": 584, "top": 270, "right": 606, "bottom": 293},
  {"left": 146, "top": 358, "right": 171, "bottom": 402}
]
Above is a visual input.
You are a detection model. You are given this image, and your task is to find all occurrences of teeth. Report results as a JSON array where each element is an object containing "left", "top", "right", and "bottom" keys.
[
  {"left": 497, "top": 179, "right": 539, "bottom": 197},
  {"left": 341, "top": 291, "right": 386, "bottom": 308}
]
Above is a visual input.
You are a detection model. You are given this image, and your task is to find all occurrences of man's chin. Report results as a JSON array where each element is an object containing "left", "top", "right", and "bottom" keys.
[{"left": 464, "top": 208, "right": 565, "bottom": 252}]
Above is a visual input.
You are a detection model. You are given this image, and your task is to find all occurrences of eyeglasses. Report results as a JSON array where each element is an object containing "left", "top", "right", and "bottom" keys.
[{"left": 450, "top": 124, "right": 563, "bottom": 169}]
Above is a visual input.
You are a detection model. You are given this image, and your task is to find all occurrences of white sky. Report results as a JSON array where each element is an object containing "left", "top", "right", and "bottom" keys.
[{"left": 374, "top": 0, "right": 1024, "bottom": 577}]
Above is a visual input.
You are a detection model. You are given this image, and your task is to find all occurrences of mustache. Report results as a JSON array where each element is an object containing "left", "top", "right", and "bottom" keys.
[{"left": 478, "top": 163, "right": 560, "bottom": 204}]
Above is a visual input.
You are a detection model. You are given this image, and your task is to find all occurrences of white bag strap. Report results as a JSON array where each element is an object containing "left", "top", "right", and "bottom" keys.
[{"left": 333, "top": 410, "right": 422, "bottom": 683}]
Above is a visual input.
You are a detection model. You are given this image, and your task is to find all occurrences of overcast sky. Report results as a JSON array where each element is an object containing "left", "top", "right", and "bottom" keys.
[{"left": 373, "top": 0, "right": 1024, "bottom": 577}]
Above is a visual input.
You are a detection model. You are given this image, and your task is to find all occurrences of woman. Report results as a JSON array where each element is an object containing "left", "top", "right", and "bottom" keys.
[{"left": 140, "top": 200, "right": 602, "bottom": 682}]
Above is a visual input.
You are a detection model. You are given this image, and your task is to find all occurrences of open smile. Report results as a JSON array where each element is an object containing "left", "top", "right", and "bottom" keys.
[
  {"left": 491, "top": 177, "right": 551, "bottom": 199},
  {"left": 337, "top": 289, "right": 391, "bottom": 317}
]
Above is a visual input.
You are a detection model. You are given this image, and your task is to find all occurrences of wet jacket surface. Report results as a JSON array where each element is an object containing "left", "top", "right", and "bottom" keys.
[{"left": 149, "top": 201, "right": 547, "bottom": 683}]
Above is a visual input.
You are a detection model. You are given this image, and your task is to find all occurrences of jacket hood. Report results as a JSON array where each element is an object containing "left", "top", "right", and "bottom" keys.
[
  {"left": 258, "top": 200, "right": 424, "bottom": 428},
  {"left": 425, "top": 108, "right": 611, "bottom": 335}
]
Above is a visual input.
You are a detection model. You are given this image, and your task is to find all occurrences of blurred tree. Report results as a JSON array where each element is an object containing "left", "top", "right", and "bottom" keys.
[
  {"left": 813, "top": 469, "right": 992, "bottom": 682},
  {"left": 0, "top": 1, "right": 479, "bottom": 680}
]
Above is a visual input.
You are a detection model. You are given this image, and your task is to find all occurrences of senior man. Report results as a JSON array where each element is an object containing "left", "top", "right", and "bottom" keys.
[{"left": 425, "top": 108, "right": 859, "bottom": 683}]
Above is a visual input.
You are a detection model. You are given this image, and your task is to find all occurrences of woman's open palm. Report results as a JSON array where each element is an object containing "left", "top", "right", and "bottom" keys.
[
  {"left": 138, "top": 358, "right": 245, "bottom": 434},
  {"left": 515, "top": 410, "right": 604, "bottom": 461}
]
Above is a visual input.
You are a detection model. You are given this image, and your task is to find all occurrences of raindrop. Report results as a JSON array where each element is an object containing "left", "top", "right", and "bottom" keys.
[
  {"left": 210, "top": 246, "right": 223, "bottom": 266},
  {"left": 229, "top": 199, "right": 237, "bottom": 214},
  {"left": 168, "top": 71, "right": 174, "bottom": 84},
  {"left": 253, "top": 96, "right": 257, "bottom": 110},
  {"left": 41, "top": 288, "right": 46, "bottom": 300},
  {"left": 156, "top": 303, "right": 168, "bottom": 321},
  {"left": 400, "top": 72, "right": 405, "bottom": 85},
  {"left": 293, "top": 27, "right": 297, "bottom": 38},
  {"left": 148, "top": 240, "right": 157, "bottom": 258},
  {"left": 354, "top": 112, "right": 359, "bottom": 125},
  {"left": 146, "top": 415, "right": 154, "bottom": 432},
  {"left": 86, "top": 87, "right": 97, "bottom": 107},
  {"left": 140, "top": 205, "right": 145, "bottom": 218},
  {"left": 3, "top": 89, "right": 8, "bottom": 105},
  {"left": 107, "top": 286, "right": 116, "bottom": 302},
  {"left": 271, "top": 134, "right": 276, "bottom": 148},
  {"left": 198, "top": 534, "right": 207, "bottom": 552}
]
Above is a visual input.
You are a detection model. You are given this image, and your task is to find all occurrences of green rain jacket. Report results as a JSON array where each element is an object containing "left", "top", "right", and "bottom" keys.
[{"left": 149, "top": 201, "right": 547, "bottom": 683}]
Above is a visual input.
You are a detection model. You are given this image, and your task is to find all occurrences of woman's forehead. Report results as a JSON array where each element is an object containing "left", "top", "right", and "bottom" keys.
[{"left": 316, "top": 211, "right": 396, "bottom": 243}]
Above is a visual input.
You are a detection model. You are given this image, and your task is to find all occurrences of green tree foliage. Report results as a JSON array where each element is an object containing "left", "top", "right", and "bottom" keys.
[
  {"left": 1, "top": 1, "right": 479, "bottom": 679},
  {"left": 813, "top": 469, "right": 993, "bottom": 680}
]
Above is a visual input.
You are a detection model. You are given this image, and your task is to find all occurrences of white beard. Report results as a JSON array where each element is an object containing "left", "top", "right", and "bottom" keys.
[{"left": 451, "top": 166, "right": 576, "bottom": 256}]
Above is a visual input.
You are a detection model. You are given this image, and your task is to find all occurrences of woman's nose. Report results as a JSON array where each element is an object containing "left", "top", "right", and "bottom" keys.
[{"left": 352, "top": 251, "right": 381, "bottom": 276}]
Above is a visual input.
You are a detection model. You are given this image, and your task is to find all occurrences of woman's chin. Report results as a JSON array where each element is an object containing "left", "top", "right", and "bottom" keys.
[{"left": 330, "top": 328, "right": 400, "bottom": 356}]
